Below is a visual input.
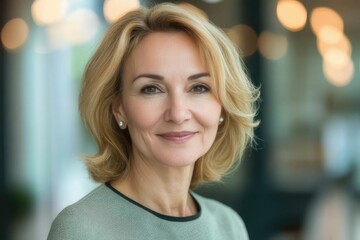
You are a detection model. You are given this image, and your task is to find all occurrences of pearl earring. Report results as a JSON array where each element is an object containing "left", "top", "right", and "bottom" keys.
[
  {"left": 219, "top": 117, "right": 224, "bottom": 124},
  {"left": 118, "top": 121, "right": 124, "bottom": 128}
]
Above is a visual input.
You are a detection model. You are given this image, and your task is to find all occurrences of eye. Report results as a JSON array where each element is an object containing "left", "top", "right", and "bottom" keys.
[
  {"left": 141, "top": 85, "right": 162, "bottom": 94},
  {"left": 191, "top": 84, "right": 210, "bottom": 94}
]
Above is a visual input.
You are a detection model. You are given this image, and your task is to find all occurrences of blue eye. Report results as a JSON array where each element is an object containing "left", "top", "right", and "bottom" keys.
[
  {"left": 191, "top": 85, "right": 210, "bottom": 93},
  {"left": 141, "top": 85, "right": 162, "bottom": 94}
]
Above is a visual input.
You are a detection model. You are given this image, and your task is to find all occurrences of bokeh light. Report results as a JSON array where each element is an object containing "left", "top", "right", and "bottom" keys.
[
  {"left": 31, "top": 0, "right": 68, "bottom": 26},
  {"left": 317, "top": 25, "right": 343, "bottom": 45},
  {"left": 103, "top": 0, "right": 140, "bottom": 23},
  {"left": 323, "top": 59, "right": 354, "bottom": 87},
  {"left": 276, "top": 0, "right": 307, "bottom": 32},
  {"left": 62, "top": 9, "right": 100, "bottom": 45},
  {"left": 227, "top": 24, "right": 258, "bottom": 57},
  {"left": 258, "top": 31, "right": 288, "bottom": 60},
  {"left": 310, "top": 7, "right": 344, "bottom": 35},
  {"left": 1, "top": 18, "right": 29, "bottom": 51},
  {"left": 310, "top": 6, "right": 352, "bottom": 87},
  {"left": 323, "top": 48, "right": 351, "bottom": 69},
  {"left": 46, "top": 9, "right": 101, "bottom": 48},
  {"left": 317, "top": 34, "right": 352, "bottom": 58}
]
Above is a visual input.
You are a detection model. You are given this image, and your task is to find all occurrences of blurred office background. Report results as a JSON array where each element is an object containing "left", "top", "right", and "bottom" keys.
[{"left": 1, "top": 0, "right": 359, "bottom": 239}]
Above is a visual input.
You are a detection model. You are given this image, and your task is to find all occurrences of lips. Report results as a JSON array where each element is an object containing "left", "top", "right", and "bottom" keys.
[{"left": 157, "top": 131, "right": 197, "bottom": 143}]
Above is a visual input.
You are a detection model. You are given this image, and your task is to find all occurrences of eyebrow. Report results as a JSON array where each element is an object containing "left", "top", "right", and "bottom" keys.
[
  {"left": 132, "top": 72, "right": 210, "bottom": 82},
  {"left": 132, "top": 74, "right": 164, "bottom": 82},
  {"left": 188, "top": 72, "right": 210, "bottom": 80}
]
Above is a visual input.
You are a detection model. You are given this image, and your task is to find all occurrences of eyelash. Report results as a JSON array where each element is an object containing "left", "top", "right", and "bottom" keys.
[
  {"left": 140, "top": 85, "right": 163, "bottom": 94},
  {"left": 190, "top": 84, "right": 210, "bottom": 94},
  {"left": 140, "top": 84, "right": 211, "bottom": 95}
]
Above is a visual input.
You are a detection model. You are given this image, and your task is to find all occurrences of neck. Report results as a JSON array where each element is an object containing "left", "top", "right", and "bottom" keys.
[{"left": 111, "top": 157, "right": 197, "bottom": 217}]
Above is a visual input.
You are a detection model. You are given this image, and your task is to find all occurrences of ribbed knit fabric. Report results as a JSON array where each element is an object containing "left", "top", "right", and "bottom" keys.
[{"left": 48, "top": 184, "right": 249, "bottom": 240}]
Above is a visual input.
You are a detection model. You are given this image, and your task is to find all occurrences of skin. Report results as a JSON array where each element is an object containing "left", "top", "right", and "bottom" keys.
[{"left": 112, "top": 31, "right": 222, "bottom": 217}]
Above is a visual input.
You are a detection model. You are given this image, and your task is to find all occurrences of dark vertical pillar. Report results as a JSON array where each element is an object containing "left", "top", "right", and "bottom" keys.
[
  {"left": 235, "top": 1, "right": 270, "bottom": 239},
  {"left": 241, "top": 0, "right": 265, "bottom": 184},
  {"left": 0, "top": 0, "right": 9, "bottom": 239},
  {"left": 0, "top": 1, "right": 9, "bottom": 239}
]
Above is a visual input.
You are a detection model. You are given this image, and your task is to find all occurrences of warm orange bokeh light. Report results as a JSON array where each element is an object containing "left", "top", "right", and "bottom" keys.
[
  {"left": 31, "top": 0, "right": 68, "bottom": 26},
  {"left": 323, "top": 59, "right": 354, "bottom": 87},
  {"left": 317, "top": 25, "right": 343, "bottom": 45},
  {"left": 310, "top": 7, "right": 344, "bottom": 35},
  {"left": 323, "top": 48, "right": 351, "bottom": 70},
  {"left": 317, "top": 34, "right": 352, "bottom": 58},
  {"left": 103, "top": 0, "right": 140, "bottom": 23},
  {"left": 276, "top": 0, "right": 307, "bottom": 32},
  {"left": 1, "top": 18, "right": 29, "bottom": 51},
  {"left": 258, "top": 31, "right": 288, "bottom": 60},
  {"left": 227, "top": 24, "right": 258, "bottom": 57}
]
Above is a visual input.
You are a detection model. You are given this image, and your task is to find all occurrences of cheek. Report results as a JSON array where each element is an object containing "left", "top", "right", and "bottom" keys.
[
  {"left": 123, "top": 100, "right": 161, "bottom": 129},
  {"left": 197, "top": 99, "right": 222, "bottom": 127}
]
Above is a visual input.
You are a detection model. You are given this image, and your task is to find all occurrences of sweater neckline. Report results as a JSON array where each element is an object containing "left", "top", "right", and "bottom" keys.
[{"left": 105, "top": 182, "right": 202, "bottom": 222}]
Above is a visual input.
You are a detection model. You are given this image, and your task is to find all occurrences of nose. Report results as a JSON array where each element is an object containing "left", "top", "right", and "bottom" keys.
[{"left": 164, "top": 92, "right": 192, "bottom": 124}]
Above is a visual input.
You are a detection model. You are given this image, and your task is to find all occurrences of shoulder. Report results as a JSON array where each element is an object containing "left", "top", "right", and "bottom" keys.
[
  {"left": 193, "top": 192, "right": 249, "bottom": 239},
  {"left": 55, "top": 184, "right": 110, "bottom": 217},
  {"left": 48, "top": 204, "right": 79, "bottom": 240},
  {"left": 48, "top": 184, "right": 114, "bottom": 240}
]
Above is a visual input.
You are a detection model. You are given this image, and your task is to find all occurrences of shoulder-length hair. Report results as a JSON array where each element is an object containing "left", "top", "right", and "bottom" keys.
[{"left": 79, "top": 3, "right": 259, "bottom": 189}]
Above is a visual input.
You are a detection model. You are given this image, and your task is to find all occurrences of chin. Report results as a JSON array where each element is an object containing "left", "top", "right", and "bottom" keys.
[{"left": 160, "top": 153, "right": 205, "bottom": 168}]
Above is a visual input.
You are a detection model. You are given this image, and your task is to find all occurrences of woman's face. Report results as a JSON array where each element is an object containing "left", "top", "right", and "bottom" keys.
[{"left": 114, "top": 32, "right": 222, "bottom": 169}]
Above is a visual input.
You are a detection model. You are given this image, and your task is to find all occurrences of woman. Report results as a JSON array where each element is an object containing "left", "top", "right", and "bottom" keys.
[{"left": 48, "top": 3, "right": 259, "bottom": 240}]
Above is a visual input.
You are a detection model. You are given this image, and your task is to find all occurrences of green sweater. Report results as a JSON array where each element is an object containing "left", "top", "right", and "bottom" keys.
[{"left": 48, "top": 183, "right": 249, "bottom": 240}]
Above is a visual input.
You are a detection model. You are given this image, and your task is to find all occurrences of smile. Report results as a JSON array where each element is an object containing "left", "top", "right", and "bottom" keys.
[{"left": 157, "top": 131, "right": 197, "bottom": 143}]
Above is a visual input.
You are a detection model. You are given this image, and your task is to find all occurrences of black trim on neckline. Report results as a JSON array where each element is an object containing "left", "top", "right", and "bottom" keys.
[{"left": 105, "top": 182, "right": 201, "bottom": 222}]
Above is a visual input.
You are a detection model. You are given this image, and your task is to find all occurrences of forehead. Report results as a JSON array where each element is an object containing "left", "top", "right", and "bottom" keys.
[
  {"left": 123, "top": 31, "right": 208, "bottom": 76},
  {"left": 131, "top": 31, "right": 199, "bottom": 58}
]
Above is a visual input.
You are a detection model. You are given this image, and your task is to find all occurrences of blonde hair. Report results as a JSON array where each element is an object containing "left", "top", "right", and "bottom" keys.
[{"left": 79, "top": 3, "right": 259, "bottom": 189}]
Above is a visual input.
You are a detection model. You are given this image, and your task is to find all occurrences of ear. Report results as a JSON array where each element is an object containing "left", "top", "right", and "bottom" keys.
[{"left": 112, "top": 99, "right": 127, "bottom": 123}]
